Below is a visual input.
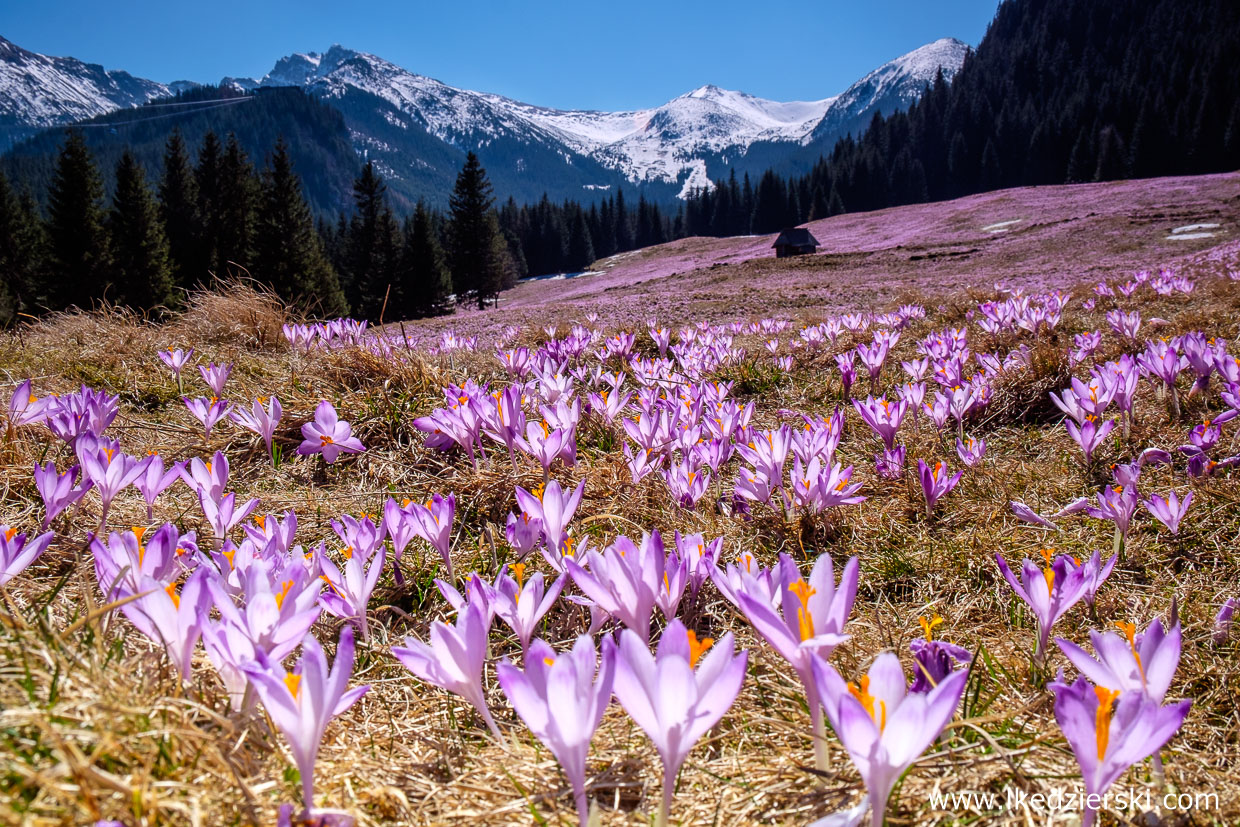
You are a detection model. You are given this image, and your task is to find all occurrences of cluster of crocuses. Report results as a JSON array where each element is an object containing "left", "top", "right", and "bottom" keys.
[
  {"left": 5, "top": 264, "right": 1235, "bottom": 827},
  {"left": 158, "top": 350, "right": 366, "bottom": 466},
  {"left": 282, "top": 319, "right": 370, "bottom": 351},
  {"left": 994, "top": 541, "right": 1192, "bottom": 826}
]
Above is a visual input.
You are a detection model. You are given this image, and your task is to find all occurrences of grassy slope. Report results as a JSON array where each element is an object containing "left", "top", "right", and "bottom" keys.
[{"left": 1, "top": 175, "right": 1239, "bottom": 825}]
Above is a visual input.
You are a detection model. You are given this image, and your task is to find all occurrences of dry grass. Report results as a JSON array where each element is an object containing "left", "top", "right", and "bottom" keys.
[{"left": 1, "top": 256, "right": 1239, "bottom": 827}]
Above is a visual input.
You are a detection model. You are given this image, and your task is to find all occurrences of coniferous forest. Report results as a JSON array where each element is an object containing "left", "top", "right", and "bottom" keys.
[{"left": 1, "top": 0, "right": 1238, "bottom": 323}]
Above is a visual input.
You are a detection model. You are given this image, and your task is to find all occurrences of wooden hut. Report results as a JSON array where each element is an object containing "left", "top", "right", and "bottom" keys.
[{"left": 771, "top": 227, "right": 820, "bottom": 257}]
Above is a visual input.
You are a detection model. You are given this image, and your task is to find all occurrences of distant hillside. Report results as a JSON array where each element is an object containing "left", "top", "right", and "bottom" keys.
[{"left": 1, "top": 86, "right": 360, "bottom": 216}]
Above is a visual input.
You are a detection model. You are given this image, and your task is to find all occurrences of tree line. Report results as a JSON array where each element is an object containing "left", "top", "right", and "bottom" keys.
[
  {"left": 0, "top": 131, "right": 548, "bottom": 322},
  {"left": 682, "top": 0, "right": 1240, "bottom": 235}
]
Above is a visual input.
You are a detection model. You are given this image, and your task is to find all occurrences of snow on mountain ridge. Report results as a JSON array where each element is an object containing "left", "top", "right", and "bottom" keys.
[{"left": 0, "top": 35, "right": 171, "bottom": 129}]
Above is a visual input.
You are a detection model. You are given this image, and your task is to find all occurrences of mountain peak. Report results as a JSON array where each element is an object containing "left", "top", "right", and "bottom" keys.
[{"left": 686, "top": 84, "right": 726, "bottom": 100}]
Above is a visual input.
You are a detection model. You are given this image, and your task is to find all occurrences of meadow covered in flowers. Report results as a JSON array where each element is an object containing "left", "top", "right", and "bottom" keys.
[{"left": 2, "top": 185, "right": 1240, "bottom": 827}]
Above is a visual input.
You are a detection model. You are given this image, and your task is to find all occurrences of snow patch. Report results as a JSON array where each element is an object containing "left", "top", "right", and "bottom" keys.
[
  {"left": 982, "top": 219, "right": 1023, "bottom": 233},
  {"left": 1167, "top": 232, "right": 1217, "bottom": 240}
]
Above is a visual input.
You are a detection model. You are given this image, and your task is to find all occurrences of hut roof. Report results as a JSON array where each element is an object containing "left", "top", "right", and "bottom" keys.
[{"left": 771, "top": 227, "right": 820, "bottom": 247}]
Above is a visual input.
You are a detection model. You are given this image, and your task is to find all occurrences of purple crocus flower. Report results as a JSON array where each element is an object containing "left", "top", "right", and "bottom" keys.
[
  {"left": 1142, "top": 490, "right": 1192, "bottom": 535},
  {"left": 1065, "top": 417, "right": 1115, "bottom": 464},
  {"left": 916, "top": 459, "right": 962, "bottom": 517},
  {"left": 836, "top": 352, "right": 857, "bottom": 397},
  {"left": 496, "top": 635, "right": 616, "bottom": 826},
  {"left": 1056, "top": 616, "right": 1180, "bottom": 703},
  {"left": 91, "top": 524, "right": 191, "bottom": 601},
  {"left": 852, "top": 396, "right": 907, "bottom": 450},
  {"left": 673, "top": 531, "right": 722, "bottom": 598},
  {"left": 514, "top": 479, "right": 584, "bottom": 563},
  {"left": 392, "top": 601, "right": 501, "bottom": 739},
  {"left": 242, "top": 628, "right": 370, "bottom": 811},
  {"left": 33, "top": 461, "right": 91, "bottom": 527},
  {"left": 662, "top": 458, "right": 710, "bottom": 509},
  {"left": 197, "top": 361, "right": 232, "bottom": 397},
  {"left": 996, "top": 549, "right": 1094, "bottom": 668},
  {"left": 231, "top": 396, "right": 283, "bottom": 462},
  {"left": 1049, "top": 675, "right": 1190, "bottom": 827},
  {"left": 76, "top": 435, "right": 145, "bottom": 526},
  {"left": 199, "top": 490, "right": 260, "bottom": 542},
  {"left": 612, "top": 619, "right": 747, "bottom": 827},
  {"left": 955, "top": 436, "right": 986, "bottom": 468},
  {"left": 736, "top": 552, "right": 857, "bottom": 771},
  {"left": 505, "top": 510, "right": 544, "bottom": 559},
  {"left": 130, "top": 567, "right": 210, "bottom": 684},
  {"left": 6, "top": 379, "right": 53, "bottom": 429},
  {"left": 179, "top": 451, "right": 229, "bottom": 504},
  {"left": 493, "top": 562, "right": 566, "bottom": 652},
  {"left": 1214, "top": 598, "right": 1237, "bottom": 644},
  {"left": 316, "top": 542, "right": 385, "bottom": 641},
  {"left": 0, "top": 525, "right": 54, "bottom": 586},
  {"left": 1085, "top": 484, "right": 1139, "bottom": 555},
  {"left": 874, "top": 444, "right": 906, "bottom": 480},
  {"left": 565, "top": 533, "right": 662, "bottom": 642},
  {"left": 297, "top": 401, "right": 365, "bottom": 464},
  {"left": 134, "top": 454, "right": 185, "bottom": 521},
  {"left": 1009, "top": 500, "right": 1058, "bottom": 530},
  {"left": 811, "top": 652, "right": 968, "bottom": 827},
  {"left": 908, "top": 614, "right": 972, "bottom": 693},
  {"left": 183, "top": 396, "right": 232, "bottom": 443},
  {"left": 408, "top": 493, "right": 456, "bottom": 578},
  {"left": 158, "top": 348, "right": 194, "bottom": 392}
]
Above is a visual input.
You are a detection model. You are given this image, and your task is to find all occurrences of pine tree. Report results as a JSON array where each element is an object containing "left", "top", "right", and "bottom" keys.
[
  {"left": 46, "top": 130, "right": 111, "bottom": 309},
  {"left": 109, "top": 151, "right": 175, "bottom": 312},
  {"left": 343, "top": 162, "right": 393, "bottom": 319},
  {"left": 254, "top": 138, "right": 346, "bottom": 316},
  {"left": 0, "top": 171, "right": 43, "bottom": 323},
  {"left": 447, "top": 152, "right": 505, "bottom": 309},
  {"left": 158, "top": 128, "right": 201, "bottom": 290},
  {"left": 214, "top": 133, "right": 257, "bottom": 277},
  {"left": 397, "top": 201, "right": 452, "bottom": 317},
  {"left": 567, "top": 207, "right": 594, "bottom": 270},
  {"left": 195, "top": 131, "right": 224, "bottom": 277}
]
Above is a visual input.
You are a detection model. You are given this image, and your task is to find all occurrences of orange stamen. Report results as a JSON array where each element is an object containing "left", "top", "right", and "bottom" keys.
[
  {"left": 919, "top": 614, "right": 944, "bottom": 641},
  {"left": 687, "top": 630, "right": 714, "bottom": 668},
  {"left": 1095, "top": 687, "right": 1120, "bottom": 759},
  {"left": 789, "top": 579, "right": 817, "bottom": 642}
]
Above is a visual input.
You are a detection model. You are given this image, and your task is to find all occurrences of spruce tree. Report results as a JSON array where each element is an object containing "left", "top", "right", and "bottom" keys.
[
  {"left": 344, "top": 162, "right": 392, "bottom": 319},
  {"left": 46, "top": 130, "right": 110, "bottom": 309},
  {"left": 109, "top": 151, "right": 175, "bottom": 312},
  {"left": 254, "top": 138, "right": 346, "bottom": 316},
  {"left": 447, "top": 152, "right": 504, "bottom": 310},
  {"left": 214, "top": 134, "right": 257, "bottom": 277},
  {"left": 0, "top": 172, "right": 46, "bottom": 323},
  {"left": 195, "top": 131, "right": 224, "bottom": 278},
  {"left": 158, "top": 128, "right": 202, "bottom": 291},
  {"left": 397, "top": 201, "right": 452, "bottom": 317},
  {"left": 567, "top": 207, "right": 594, "bottom": 270}
]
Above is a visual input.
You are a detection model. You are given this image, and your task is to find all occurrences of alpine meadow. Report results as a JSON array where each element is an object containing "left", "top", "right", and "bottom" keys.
[{"left": 1, "top": 1, "right": 1240, "bottom": 826}]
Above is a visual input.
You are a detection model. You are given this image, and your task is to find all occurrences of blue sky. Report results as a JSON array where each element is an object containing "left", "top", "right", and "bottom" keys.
[{"left": 3, "top": 0, "right": 998, "bottom": 109}]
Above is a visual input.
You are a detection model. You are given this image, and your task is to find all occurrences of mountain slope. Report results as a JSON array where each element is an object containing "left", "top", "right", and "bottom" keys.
[
  {"left": 1, "top": 35, "right": 967, "bottom": 204},
  {"left": 0, "top": 36, "right": 186, "bottom": 149},
  {"left": 1, "top": 86, "right": 359, "bottom": 216}
]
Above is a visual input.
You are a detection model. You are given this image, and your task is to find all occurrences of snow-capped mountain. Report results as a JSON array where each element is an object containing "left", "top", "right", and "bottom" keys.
[
  {"left": 1, "top": 34, "right": 967, "bottom": 200},
  {"left": 0, "top": 36, "right": 191, "bottom": 146},
  {"left": 226, "top": 38, "right": 966, "bottom": 196},
  {"left": 807, "top": 37, "right": 968, "bottom": 144}
]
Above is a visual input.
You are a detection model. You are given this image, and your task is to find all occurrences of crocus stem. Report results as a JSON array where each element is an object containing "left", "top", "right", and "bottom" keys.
[
  {"left": 574, "top": 786, "right": 590, "bottom": 827},
  {"left": 811, "top": 701, "right": 830, "bottom": 773},
  {"left": 1152, "top": 751, "right": 1166, "bottom": 794},
  {"left": 655, "top": 761, "right": 675, "bottom": 827}
]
